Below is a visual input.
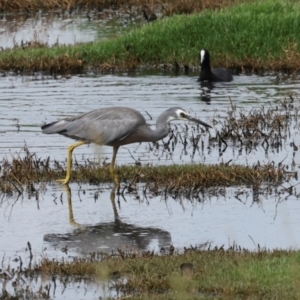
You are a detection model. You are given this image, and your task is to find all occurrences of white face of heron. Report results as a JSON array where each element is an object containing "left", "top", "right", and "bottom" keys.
[
  {"left": 200, "top": 49, "right": 205, "bottom": 63},
  {"left": 176, "top": 109, "right": 190, "bottom": 120},
  {"left": 172, "top": 109, "right": 190, "bottom": 121},
  {"left": 166, "top": 108, "right": 191, "bottom": 123}
]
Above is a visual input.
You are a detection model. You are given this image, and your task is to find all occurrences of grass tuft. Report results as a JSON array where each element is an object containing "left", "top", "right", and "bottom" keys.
[{"left": 0, "top": 145, "right": 283, "bottom": 195}]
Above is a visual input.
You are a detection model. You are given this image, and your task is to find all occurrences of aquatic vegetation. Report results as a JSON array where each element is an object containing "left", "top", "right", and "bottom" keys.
[
  {"left": 1, "top": 244, "right": 300, "bottom": 299},
  {"left": 0, "top": 145, "right": 284, "bottom": 194}
]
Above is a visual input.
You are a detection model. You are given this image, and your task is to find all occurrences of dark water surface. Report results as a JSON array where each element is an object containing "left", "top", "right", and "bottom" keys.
[{"left": 0, "top": 71, "right": 300, "bottom": 265}]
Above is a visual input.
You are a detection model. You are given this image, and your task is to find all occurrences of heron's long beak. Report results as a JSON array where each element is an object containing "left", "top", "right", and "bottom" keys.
[{"left": 186, "top": 115, "right": 212, "bottom": 128}]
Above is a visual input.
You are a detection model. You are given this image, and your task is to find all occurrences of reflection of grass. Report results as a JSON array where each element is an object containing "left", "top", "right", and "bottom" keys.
[
  {"left": 31, "top": 247, "right": 300, "bottom": 299},
  {"left": 0, "top": 0, "right": 300, "bottom": 72}
]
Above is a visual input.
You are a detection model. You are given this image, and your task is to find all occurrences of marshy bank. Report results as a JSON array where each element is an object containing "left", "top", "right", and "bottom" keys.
[
  {"left": 1, "top": 244, "right": 300, "bottom": 299},
  {"left": 0, "top": 0, "right": 246, "bottom": 16},
  {"left": 0, "top": 0, "right": 300, "bottom": 73}
]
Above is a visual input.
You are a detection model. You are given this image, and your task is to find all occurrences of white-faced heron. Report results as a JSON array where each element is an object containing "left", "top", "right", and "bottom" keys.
[
  {"left": 198, "top": 49, "right": 233, "bottom": 82},
  {"left": 41, "top": 106, "right": 212, "bottom": 185}
]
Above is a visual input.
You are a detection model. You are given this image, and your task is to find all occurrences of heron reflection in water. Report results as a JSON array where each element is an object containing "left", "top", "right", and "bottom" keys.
[
  {"left": 41, "top": 107, "right": 212, "bottom": 186},
  {"left": 44, "top": 186, "right": 172, "bottom": 254}
]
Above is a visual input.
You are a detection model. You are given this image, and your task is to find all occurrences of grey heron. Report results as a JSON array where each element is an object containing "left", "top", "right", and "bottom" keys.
[
  {"left": 198, "top": 49, "right": 233, "bottom": 82},
  {"left": 41, "top": 106, "right": 212, "bottom": 185}
]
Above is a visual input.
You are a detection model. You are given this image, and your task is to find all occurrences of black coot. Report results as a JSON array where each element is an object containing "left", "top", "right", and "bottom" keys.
[{"left": 198, "top": 49, "right": 233, "bottom": 82}]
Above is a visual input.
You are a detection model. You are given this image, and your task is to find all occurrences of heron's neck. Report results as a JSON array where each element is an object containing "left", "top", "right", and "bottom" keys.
[
  {"left": 155, "top": 122, "right": 170, "bottom": 141},
  {"left": 136, "top": 126, "right": 167, "bottom": 143},
  {"left": 139, "top": 111, "right": 172, "bottom": 142},
  {"left": 143, "top": 118, "right": 169, "bottom": 142}
]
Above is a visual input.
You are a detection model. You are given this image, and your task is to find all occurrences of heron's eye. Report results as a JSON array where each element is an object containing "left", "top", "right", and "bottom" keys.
[{"left": 180, "top": 112, "right": 186, "bottom": 118}]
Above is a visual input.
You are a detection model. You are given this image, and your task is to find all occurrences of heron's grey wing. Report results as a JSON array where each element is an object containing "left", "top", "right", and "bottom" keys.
[
  {"left": 82, "top": 115, "right": 142, "bottom": 145},
  {"left": 42, "top": 107, "right": 146, "bottom": 145}
]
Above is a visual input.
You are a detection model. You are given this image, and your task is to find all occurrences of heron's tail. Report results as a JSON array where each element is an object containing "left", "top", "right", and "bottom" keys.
[{"left": 41, "top": 120, "right": 68, "bottom": 135}]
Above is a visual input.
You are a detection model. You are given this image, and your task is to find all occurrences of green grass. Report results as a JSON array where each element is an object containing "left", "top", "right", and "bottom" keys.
[
  {"left": 35, "top": 248, "right": 300, "bottom": 299},
  {"left": 1, "top": 0, "right": 300, "bottom": 72},
  {"left": 83, "top": 0, "right": 300, "bottom": 68}
]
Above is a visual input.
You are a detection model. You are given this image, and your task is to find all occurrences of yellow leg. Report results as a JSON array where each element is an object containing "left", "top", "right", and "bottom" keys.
[
  {"left": 110, "top": 146, "right": 120, "bottom": 187},
  {"left": 57, "top": 141, "right": 87, "bottom": 185}
]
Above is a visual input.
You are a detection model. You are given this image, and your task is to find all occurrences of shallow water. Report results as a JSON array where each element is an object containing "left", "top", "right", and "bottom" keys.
[
  {"left": 0, "top": 273, "right": 114, "bottom": 300},
  {"left": 1, "top": 182, "right": 300, "bottom": 262},
  {"left": 0, "top": 10, "right": 138, "bottom": 48},
  {"left": 0, "top": 71, "right": 300, "bottom": 265},
  {"left": 0, "top": 72, "right": 299, "bottom": 167}
]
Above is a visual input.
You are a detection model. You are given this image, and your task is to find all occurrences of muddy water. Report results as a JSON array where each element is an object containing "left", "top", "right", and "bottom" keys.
[{"left": 0, "top": 71, "right": 300, "bottom": 266}]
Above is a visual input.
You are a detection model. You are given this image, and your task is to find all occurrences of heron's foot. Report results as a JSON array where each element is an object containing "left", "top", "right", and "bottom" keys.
[{"left": 56, "top": 178, "right": 70, "bottom": 185}]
